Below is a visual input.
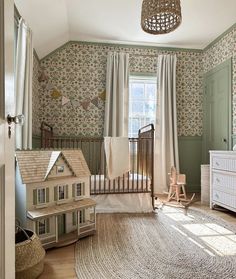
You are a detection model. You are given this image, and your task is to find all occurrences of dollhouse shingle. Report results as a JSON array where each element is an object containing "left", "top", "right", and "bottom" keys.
[{"left": 16, "top": 149, "right": 91, "bottom": 184}]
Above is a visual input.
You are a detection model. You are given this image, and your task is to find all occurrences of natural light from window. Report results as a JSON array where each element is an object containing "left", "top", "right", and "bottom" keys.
[{"left": 129, "top": 75, "right": 157, "bottom": 138}]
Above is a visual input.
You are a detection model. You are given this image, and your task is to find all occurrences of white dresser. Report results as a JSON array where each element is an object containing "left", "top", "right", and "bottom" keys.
[{"left": 210, "top": 151, "right": 236, "bottom": 212}]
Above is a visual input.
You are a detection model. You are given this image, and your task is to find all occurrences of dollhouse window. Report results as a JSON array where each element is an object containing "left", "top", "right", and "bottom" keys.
[
  {"left": 57, "top": 165, "right": 64, "bottom": 173},
  {"left": 58, "top": 185, "right": 66, "bottom": 200},
  {"left": 37, "top": 188, "right": 46, "bottom": 204},
  {"left": 73, "top": 182, "right": 85, "bottom": 199},
  {"left": 79, "top": 209, "right": 85, "bottom": 224},
  {"left": 54, "top": 185, "right": 68, "bottom": 201},
  {"left": 76, "top": 183, "right": 85, "bottom": 197},
  {"left": 33, "top": 188, "right": 49, "bottom": 206},
  {"left": 38, "top": 218, "right": 49, "bottom": 235}
]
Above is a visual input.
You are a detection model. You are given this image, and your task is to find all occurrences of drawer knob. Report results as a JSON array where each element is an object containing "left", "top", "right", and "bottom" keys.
[
  {"left": 216, "top": 178, "right": 220, "bottom": 183},
  {"left": 215, "top": 161, "right": 219, "bottom": 166}
]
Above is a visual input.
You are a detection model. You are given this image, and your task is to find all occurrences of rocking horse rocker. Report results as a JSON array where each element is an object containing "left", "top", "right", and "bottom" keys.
[{"left": 167, "top": 166, "right": 195, "bottom": 208}]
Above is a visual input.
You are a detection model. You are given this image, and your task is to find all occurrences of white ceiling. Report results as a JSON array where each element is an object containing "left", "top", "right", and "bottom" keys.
[{"left": 15, "top": 0, "right": 236, "bottom": 59}]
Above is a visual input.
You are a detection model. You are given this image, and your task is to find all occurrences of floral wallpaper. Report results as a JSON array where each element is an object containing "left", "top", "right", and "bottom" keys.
[
  {"left": 202, "top": 26, "right": 236, "bottom": 134},
  {"left": 33, "top": 42, "right": 203, "bottom": 137},
  {"left": 32, "top": 53, "right": 41, "bottom": 136}
]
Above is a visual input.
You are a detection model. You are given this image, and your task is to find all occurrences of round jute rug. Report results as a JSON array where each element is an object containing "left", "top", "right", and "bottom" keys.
[{"left": 75, "top": 207, "right": 236, "bottom": 279}]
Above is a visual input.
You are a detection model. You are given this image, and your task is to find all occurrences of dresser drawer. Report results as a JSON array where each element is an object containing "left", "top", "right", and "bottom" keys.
[
  {"left": 212, "top": 171, "right": 236, "bottom": 195},
  {"left": 212, "top": 190, "right": 236, "bottom": 209},
  {"left": 212, "top": 156, "right": 236, "bottom": 172}
]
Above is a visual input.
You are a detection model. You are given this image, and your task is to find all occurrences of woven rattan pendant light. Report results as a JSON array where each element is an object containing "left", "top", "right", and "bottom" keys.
[{"left": 141, "top": 0, "right": 182, "bottom": 35}]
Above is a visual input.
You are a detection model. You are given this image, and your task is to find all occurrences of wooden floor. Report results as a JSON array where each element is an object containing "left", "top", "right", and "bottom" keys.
[
  {"left": 39, "top": 195, "right": 236, "bottom": 279},
  {"left": 39, "top": 244, "right": 77, "bottom": 279}
]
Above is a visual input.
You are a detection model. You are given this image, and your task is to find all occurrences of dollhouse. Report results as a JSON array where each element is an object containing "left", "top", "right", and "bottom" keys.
[{"left": 15, "top": 149, "right": 96, "bottom": 248}]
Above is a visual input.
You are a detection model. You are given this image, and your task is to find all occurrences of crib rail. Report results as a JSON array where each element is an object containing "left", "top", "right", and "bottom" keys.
[{"left": 40, "top": 123, "right": 154, "bottom": 207}]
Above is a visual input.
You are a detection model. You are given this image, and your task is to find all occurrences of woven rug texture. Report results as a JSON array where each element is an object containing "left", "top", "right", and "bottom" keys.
[{"left": 75, "top": 207, "right": 236, "bottom": 279}]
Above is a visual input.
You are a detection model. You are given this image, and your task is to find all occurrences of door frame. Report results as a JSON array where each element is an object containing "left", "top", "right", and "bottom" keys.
[
  {"left": 202, "top": 58, "right": 232, "bottom": 163},
  {"left": 0, "top": 0, "right": 15, "bottom": 278}
]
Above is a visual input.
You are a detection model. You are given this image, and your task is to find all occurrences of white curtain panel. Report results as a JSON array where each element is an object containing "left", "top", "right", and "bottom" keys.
[
  {"left": 15, "top": 18, "right": 33, "bottom": 149},
  {"left": 104, "top": 52, "right": 129, "bottom": 137},
  {"left": 154, "top": 54, "right": 179, "bottom": 194}
]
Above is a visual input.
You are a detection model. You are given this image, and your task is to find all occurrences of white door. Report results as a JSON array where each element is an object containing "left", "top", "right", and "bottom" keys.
[{"left": 0, "top": 0, "right": 15, "bottom": 278}]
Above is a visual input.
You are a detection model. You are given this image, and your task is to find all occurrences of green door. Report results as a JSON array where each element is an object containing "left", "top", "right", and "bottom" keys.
[
  {"left": 203, "top": 59, "right": 231, "bottom": 163},
  {"left": 57, "top": 214, "right": 66, "bottom": 236}
]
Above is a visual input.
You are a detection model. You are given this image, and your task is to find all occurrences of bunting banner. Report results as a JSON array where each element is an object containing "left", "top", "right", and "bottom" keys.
[
  {"left": 80, "top": 100, "right": 91, "bottom": 111},
  {"left": 51, "top": 89, "right": 62, "bottom": 99},
  {"left": 71, "top": 99, "right": 80, "bottom": 108},
  {"left": 62, "top": 96, "right": 71, "bottom": 106},
  {"left": 91, "top": 96, "right": 99, "bottom": 108},
  {"left": 99, "top": 90, "right": 106, "bottom": 101}
]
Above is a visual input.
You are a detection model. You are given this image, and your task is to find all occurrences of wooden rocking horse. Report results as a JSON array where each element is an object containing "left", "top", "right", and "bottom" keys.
[{"left": 167, "top": 166, "right": 195, "bottom": 208}]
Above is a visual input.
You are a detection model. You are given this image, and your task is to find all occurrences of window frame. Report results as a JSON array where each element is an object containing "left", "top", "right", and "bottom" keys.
[
  {"left": 58, "top": 185, "right": 66, "bottom": 201},
  {"left": 37, "top": 218, "right": 49, "bottom": 236},
  {"left": 129, "top": 74, "right": 157, "bottom": 138},
  {"left": 37, "top": 188, "right": 46, "bottom": 205},
  {"left": 75, "top": 182, "right": 85, "bottom": 199}
]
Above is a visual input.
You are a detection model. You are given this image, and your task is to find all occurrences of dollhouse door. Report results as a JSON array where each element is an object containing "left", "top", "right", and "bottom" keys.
[
  {"left": 0, "top": 0, "right": 15, "bottom": 278},
  {"left": 58, "top": 214, "right": 66, "bottom": 236}
]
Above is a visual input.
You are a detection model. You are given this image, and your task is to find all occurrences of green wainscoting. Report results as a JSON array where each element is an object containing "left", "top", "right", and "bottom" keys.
[
  {"left": 178, "top": 136, "right": 202, "bottom": 193},
  {"left": 32, "top": 135, "right": 41, "bottom": 149}
]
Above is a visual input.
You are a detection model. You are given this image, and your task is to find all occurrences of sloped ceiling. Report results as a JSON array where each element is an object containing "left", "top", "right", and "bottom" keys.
[{"left": 15, "top": 0, "right": 236, "bottom": 59}]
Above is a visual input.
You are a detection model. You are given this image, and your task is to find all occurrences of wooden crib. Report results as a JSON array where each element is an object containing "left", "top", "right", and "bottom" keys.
[{"left": 40, "top": 122, "right": 155, "bottom": 208}]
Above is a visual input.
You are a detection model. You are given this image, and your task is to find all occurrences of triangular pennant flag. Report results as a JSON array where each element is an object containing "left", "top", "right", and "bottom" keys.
[
  {"left": 99, "top": 90, "right": 106, "bottom": 101},
  {"left": 80, "top": 100, "right": 91, "bottom": 111},
  {"left": 91, "top": 96, "right": 99, "bottom": 108},
  {"left": 46, "top": 82, "right": 54, "bottom": 91},
  {"left": 71, "top": 99, "right": 80, "bottom": 108},
  {"left": 51, "top": 89, "right": 62, "bottom": 99},
  {"left": 62, "top": 96, "right": 70, "bottom": 106}
]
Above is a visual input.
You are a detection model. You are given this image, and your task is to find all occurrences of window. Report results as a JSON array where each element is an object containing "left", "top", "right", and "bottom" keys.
[
  {"left": 37, "top": 219, "right": 49, "bottom": 235},
  {"left": 37, "top": 188, "right": 46, "bottom": 204},
  {"left": 129, "top": 75, "right": 157, "bottom": 137},
  {"left": 79, "top": 209, "right": 85, "bottom": 224},
  {"left": 54, "top": 185, "right": 68, "bottom": 201},
  {"left": 76, "top": 183, "right": 84, "bottom": 197},
  {"left": 58, "top": 185, "right": 66, "bottom": 200},
  {"left": 57, "top": 165, "right": 64, "bottom": 173}
]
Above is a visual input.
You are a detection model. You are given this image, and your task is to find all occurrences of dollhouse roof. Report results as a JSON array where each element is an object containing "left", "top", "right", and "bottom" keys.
[{"left": 16, "top": 149, "right": 91, "bottom": 184}]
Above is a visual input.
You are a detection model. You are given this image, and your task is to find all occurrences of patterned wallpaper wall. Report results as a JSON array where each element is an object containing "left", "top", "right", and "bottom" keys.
[
  {"left": 202, "top": 26, "right": 236, "bottom": 133},
  {"left": 32, "top": 53, "right": 41, "bottom": 136},
  {"left": 33, "top": 43, "right": 203, "bottom": 137}
]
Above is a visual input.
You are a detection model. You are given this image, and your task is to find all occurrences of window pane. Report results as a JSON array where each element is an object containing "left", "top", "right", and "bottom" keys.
[
  {"left": 145, "top": 102, "right": 156, "bottom": 114},
  {"left": 38, "top": 188, "right": 45, "bottom": 204},
  {"left": 77, "top": 183, "right": 82, "bottom": 196},
  {"left": 131, "top": 83, "right": 144, "bottom": 99},
  {"left": 38, "top": 220, "right": 46, "bottom": 235},
  {"left": 59, "top": 185, "right": 65, "bottom": 200},
  {"left": 146, "top": 84, "right": 156, "bottom": 100},
  {"left": 131, "top": 102, "right": 144, "bottom": 114}
]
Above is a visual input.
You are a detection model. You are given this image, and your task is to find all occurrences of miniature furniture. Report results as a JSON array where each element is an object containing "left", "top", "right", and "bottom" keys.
[
  {"left": 210, "top": 151, "right": 236, "bottom": 212},
  {"left": 167, "top": 166, "right": 187, "bottom": 202},
  {"left": 16, "top": 149, "right": 96, "bottom": 249}
]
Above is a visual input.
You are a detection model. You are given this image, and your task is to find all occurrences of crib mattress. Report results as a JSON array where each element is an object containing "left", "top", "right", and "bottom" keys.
[{"left": 90, "top": 173, "right": 151, "bottom": 193}]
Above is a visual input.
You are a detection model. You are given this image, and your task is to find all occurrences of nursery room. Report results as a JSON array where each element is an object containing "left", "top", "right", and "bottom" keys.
[{"left": 1, "top": 0, "right": 236, "bottom": 278}]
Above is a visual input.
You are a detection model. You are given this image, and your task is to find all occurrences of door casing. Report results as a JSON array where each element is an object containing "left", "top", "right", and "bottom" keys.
[{"left": 202, "top": 59, "right": 232, "bottom": 163}]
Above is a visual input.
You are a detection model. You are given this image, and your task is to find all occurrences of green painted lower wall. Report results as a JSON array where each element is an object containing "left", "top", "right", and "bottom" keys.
[
  {"left": 178, "top": 136, "right": 202, "bottom": 193},
  {"left": 32, "top": 135, "right": 41, "bottom": 149}
]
